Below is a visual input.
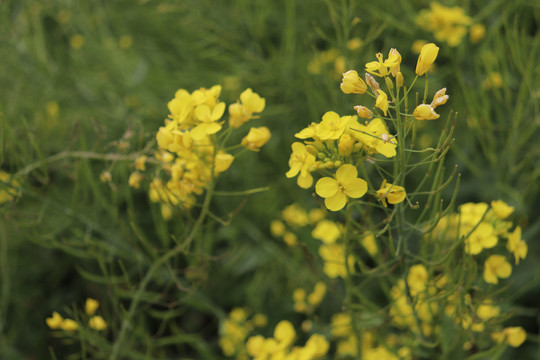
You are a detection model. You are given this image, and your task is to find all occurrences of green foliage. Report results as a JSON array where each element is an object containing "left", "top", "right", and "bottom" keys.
[{"left": 0, "top": 0, "right": 539, "bottom": 359}]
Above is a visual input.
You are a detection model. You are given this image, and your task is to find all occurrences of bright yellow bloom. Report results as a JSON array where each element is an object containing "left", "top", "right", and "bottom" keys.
[
  {"left": 491, "top": 200, "right": 514, "bottom": 219},
  {"left": 376, "top": 180, "right": 406, "bottom": 207},
  {"left": 315, "top": 164, "right": 367, "bottom": 211},
  {"left": 282, "top": 203, "right": 309, "bottom": 227},
  {"left": 46, "top": 312, "right": 64, "bottom": 329},
  {"left": 316, "top": 111, "right": 353, "bottom": 140},
  {"left": 89, "top": 316, "right": 107, "bottom": 331},
  {"left": 60, "top": 319, "right": 79, "bottom": 331},
  {"left": 351, "top": 118, "right": 397, "bottom": 158},
  {"left": 191, "top": 102, "right": 226, "bottom": 140},
  {"left": 340, "top": 70, "right": 367, "bottom": 94},
  {"left": 353, "top": 105, "right": 373, "bottom": 119},
  {"left": 375, "top": 90, "right": 389, "bottom": 116},
  {"left": 492, "top": 327, "right": 527, "bottom": 347},
  {"left": 286, "top": 142, "right": 316, "bottom": 189},
  {"left": 365, "top": 49, "right": 401, "bottom": 77},
  {"left": 241, "top": 126, "right": 271, "bottom": 151},
  {"left": 228, "top": 88, "right": 265, "bottom": 128},
  {"left": 413, "top": 104, "right": 439, "bottom": 120},
  {"left": 415, "top": 43, "right": 439, "bottom": 76},
  {"left": 407, "top": 264, "right": 428, "bottom": 296},
  {"left": 507, "top": 226, "right": 527, "bottom": 264},
  {"left": 85, "top": 298, "right": 100, "bottom": 316},
  {"left": 484, "top": 255, "right": 512, "bottom": 284}
]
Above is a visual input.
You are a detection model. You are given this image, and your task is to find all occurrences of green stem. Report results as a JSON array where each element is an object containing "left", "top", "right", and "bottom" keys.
[{"left": 109, "top": 179, "right": 215, "bottom": 360}]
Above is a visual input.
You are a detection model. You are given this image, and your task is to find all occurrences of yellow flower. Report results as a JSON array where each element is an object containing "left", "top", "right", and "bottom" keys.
[
  {"left": 338, "top": 133, "right": 354, "bottom": 156},
  {"left": 246, "top": 335, "right": 265, "bottom": 357},
  {"left": 351, "top": 118, "right": 397, "bottom": 158},
  {"left": 283, "top": 232, "right": 298, "bottom": 247},
  {"left": 375, "top": 90, "right": 389, "bottom": 116},
  {"left": 70, "top": 34, "right": 84, "bottom": 49},
  {"left": 483, "top": 255, "right": 512, "bottom": 284},
  {"left": 89, "top": 316, "right": 108, "bottom": 331},
  {"left": 190, "top": 102, "right": 226, "bottom": 140},
  {"left": 470, "top": 24, "right": 486, "bottom": 43},
  {"left": 315, "top": 164, "right": 367, "bottom": 211},
  {"left": 316, "top": 111, "right": 353, "bottom": 140},
  {"left": 340, "top": 70, "right": 367, "bottom": 94},
  {"left": 134, "top": 155, "right": 147, "bottom": 171},
  {"left": 491, "top": 200, "right": 514, "bottom": 219},
  {"left": 415, "top": 43, "right": 439, "bottom": 76},
  {"left": 376, "top": 180, "right": 406, "bottom": 207},
  {"left": 319, "top": 244, "right": 354, "bottom": 278},
  {"left": 361, "top": 233, "right": 378, "bottom": 257},
  {"left": 241, "top": 126, "right": 271, "bottom": 151},
  {"left": 307, "top": 282, "right": 327, "bottom": 307},
  {"left": 0, "top": 171, "right": 21, "bottom": 204},
  {"left": 492, "top": 327, "right": 527, "bottom": 347},
  {"left": 60, "top": 319, "right": 79, "bottom": 331},
  {"left": 85, "top": 298, "right": 100, "bottom": 316},
  {"left": 274, "top": 320, "right": 296, "bottom": 347},
  {"left": 303, "top": 334, "right": 330, "bottom": 358},
  {"left": 46, "top": 312, "right": 64, "bottom": 329},
  {"left": 413, "top": 104, "right": 439, "bottom": 120},
  {"left": 416, "top": 3, "right": 472, "bottom": 46},
  {"left": 507, "top": 226, "right": 527, "bottom": 264},
  {"left": 228, "top": 88, "right": 265, "bottom": 128},
  {"left": 214, "top": 151, "right": 234, "bottom": 174},
  {"left": 407, "top": 264, "right": 428, "bottom": 296},
  {"left": 353, "top": 105, "right": 373, "bottom": 119},
  {"left": 312, "top": 219, "right": 341, "bottom": 244},
  {"left": 465, "top": 223, "right": 498, "bottom": 255},
  {"left": 286, "top": 142, "right": 316, "bottom": 189},
  {"left": 128, "top": 172, "right": 144, "bottom": 189},
  {"left": 270, "top": 220, "right": 286, "bottom": 237}
]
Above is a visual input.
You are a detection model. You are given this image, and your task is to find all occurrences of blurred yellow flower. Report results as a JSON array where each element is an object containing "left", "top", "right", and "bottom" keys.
[
  {"left": 507, "top": 226, "right": 527, "bottom": 265},
  {"left": 491, "top": 200, "right": 514, "bottom": 219},
  {"left": 241, "top": 126, "right": 271, "bottom": 151},
  {"left": 46, "top": 312, "right": 64, "bottom": 329},
  {"left": 85, "top": 298, "right": 100, "bottom": 316},
  {"left": 416, "top": 3, "right": 472, "bottom": 47},
  {"left": 470, "top": 24, "right": 486, "bottom": 43},
  {"left": 483, "top": 255, "right": 512, "bottom": 284},
  {"left": 70, "top": 34, "right": 85, "bottom": 49},
  {"left": 89, "top": 315, "right": 108, "bottom": 331},
  {"left": 492, "top": 327, "right": 527, "bottom": 347},
  {"left": 286, "top": 142, "right": 316, "bottom": 189}
]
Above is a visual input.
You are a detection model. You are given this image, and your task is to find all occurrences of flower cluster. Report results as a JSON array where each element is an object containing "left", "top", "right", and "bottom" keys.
[
  {"left": 132, "top": 86, "right": 268, "bottom": 219},
  {"left": 433, "top": 200, "right": 527, "bottom": 283},
  {"left": 287, "top": 44, "right": 446, "bottom": 211},
  {"left": 416, "top": 2, "right": 480, "bottom": 47},
  {"left": 219, "top": 308, "right": 268, "bottom": 359},
  {"left": 246, "top": 320, "right": 329, "bottom": 360},
  {"left": 46, "top": 298, "right": 107, "bottom": 332}
]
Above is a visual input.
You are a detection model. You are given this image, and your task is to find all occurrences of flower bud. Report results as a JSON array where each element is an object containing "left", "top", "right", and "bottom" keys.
[
  {"left": 384, "top": 76, "right": 394, "bottom": 90},
  {"left": 431, "top": 88, "right": 449, "bottom": 108},
  {"left": 396, "top": 72, "right": 404, "bottom": 88},
  {"left": 415, "top": 43, "right": 439, "bottom": 76},
  {"left": 365, "top": 73, "right": 380, "bottom": 93},
  {"left": 340, "top": 70, "right": 367, "bottom": 94},
  {"left": 353, "top": 105, "right": 373, "bottom": 119},
  {"left": 413, "top": 104, "right": 439, "bottom": 120}
]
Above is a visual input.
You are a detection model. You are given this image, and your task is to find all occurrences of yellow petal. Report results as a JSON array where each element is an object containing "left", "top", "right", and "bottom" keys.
[
  {"left": 343, "top": 178, "right": 367, "bottom": 198},
  {"left": 335, "top": 164, "right": 358, "bottom": 183},
  {"left": 325, "top": 192, "right": 347, "bottom": 211},
  {"left": 316, "top": 177, "right": 339, "bottom": 198}
]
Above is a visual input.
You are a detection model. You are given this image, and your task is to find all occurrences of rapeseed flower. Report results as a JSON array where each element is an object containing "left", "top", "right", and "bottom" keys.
[
  {"left": 85, "top": 298, "right": 100, "bottom": 316},
  {"left": 89, "top": 316, "right": 107, "bottom": 331},
  {"left": 483, "top": 255, "right": 512, "bottom": 284},
  {"left": 375, "top": 90, "right": 389, "bottom": 116},
  {"left": 286, "top": 142, "right": 317, "bottom": 189},
  {"left": 351, "top": 118, "right": 397, "bottom": 158},
  {"left": 416, "top": 3, "right": 472, "bottom": 47},
  {"left": 492, "top": 327, "right": 527, "bottom": 347},
  {"left": 315, "top": 164, "right": 367, "bottom": 211},
  {"left": 491, "top": 200, "right": 514, "bottom": 219},
  {"left": 241, "top": 126, "right": 271, "bottom": 151},
  {"left": 507, "top": 226, "right": 527, "bottom": 264},
  {"left": 376, "top": 180, "right": 406, "bottom": 207},
  {"left": 340, "top": 70, "right": 367, "bottom": 94},
  {"left": 415, "top": 43, "right": 439, "bottom": 76},
  {"left": 316, "top": 111, "right": 353, "bottom": 140},
  {"left": 228, "top": 88, "right": 265, "bottom": 128}
]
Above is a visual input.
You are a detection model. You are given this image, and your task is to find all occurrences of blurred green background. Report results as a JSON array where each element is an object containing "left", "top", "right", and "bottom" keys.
[{"left": 1, "top": 0, "right": 539, "bottom": 358}]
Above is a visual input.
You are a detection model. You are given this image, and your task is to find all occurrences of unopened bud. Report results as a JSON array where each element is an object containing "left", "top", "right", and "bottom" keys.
[
  {"left": 385, "top": 76, "right": 394, "bottom": 90},
  {"left": 396, "top": 72, "right": 404, "bottom": 88},
  {"left": 365, "top": 73, "right": 380, "bottom": 94}
]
